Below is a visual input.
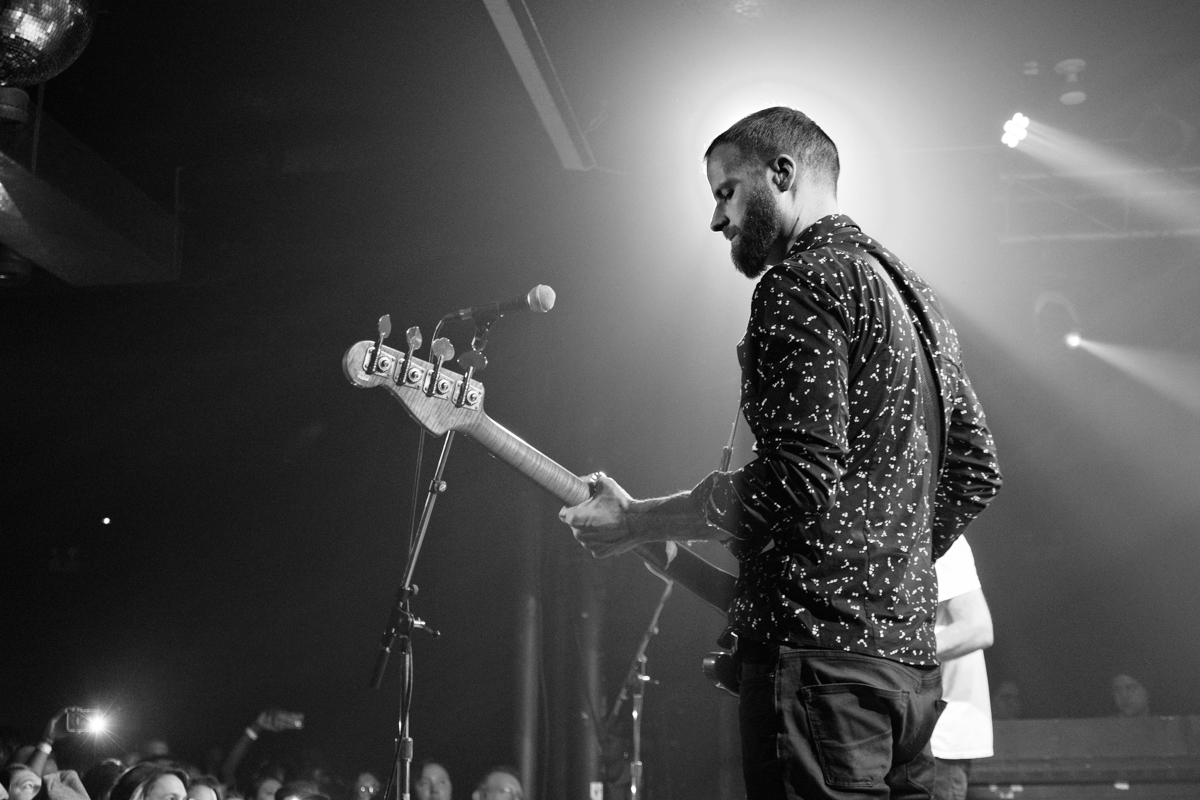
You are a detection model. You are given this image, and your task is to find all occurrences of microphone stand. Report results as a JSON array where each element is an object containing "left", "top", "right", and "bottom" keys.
[
  {"left": 369, "top": 324, "right": 468, "bottom": 800},
  {"left": 373, "top": 427, "right": 452, "bottom": 800},
  {"left": 606, "top": 580, "right": 673, "bottom": 800},
  {"left": 602, "top": 405, "right": 740, "bottom": 797}
]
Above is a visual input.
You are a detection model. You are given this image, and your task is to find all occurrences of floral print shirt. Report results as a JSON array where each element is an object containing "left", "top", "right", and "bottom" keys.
[{"left": 690, "top": 215, "right": 1001, "bottom": 665}]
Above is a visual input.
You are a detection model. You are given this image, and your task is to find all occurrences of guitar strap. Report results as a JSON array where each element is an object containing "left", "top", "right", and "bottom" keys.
[{"left": 841, "top": 248, "right": 944, "bottom": 476}]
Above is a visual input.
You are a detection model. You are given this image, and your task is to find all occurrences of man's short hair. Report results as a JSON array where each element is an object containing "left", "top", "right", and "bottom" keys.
[{"left": 704, "top": 107, "right": 840, "bottom": 192}]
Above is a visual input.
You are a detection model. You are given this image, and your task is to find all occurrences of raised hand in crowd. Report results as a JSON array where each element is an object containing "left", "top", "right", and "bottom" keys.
[
  {"left": 219, "top": 711, "right": 303, "bottom": 786},
  {"left": 26, "top": 708, "right": 69, "bottom": 777}
]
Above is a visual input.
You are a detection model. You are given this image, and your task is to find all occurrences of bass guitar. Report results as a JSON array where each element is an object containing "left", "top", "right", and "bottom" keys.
[{"left": 342, "top": 338, "right": 738, "bottom": 617}]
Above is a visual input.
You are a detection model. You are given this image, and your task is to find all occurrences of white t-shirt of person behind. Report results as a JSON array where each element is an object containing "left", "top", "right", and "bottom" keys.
[{"left": 931, "top": 536, "right": 993, "bottom": 760}]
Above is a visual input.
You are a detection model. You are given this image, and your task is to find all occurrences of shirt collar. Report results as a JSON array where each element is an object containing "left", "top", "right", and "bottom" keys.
[{"left": 787, "top": 213, "right": 860, "bottom": 257}]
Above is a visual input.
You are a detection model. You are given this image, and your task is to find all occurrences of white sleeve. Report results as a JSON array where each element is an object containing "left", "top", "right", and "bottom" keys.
[{"left": 935, "top": 536, "right": 982, "bottom": 603}]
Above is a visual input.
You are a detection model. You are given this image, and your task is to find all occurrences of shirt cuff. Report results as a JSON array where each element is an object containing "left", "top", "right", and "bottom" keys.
[{"left": 690, "top": 470, "right": 747, "bottom": 539}]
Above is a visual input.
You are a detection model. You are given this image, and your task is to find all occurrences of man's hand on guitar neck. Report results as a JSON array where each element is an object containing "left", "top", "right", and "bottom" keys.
[{"left": 560, "top": 473, "right": 725, "bottom": 558}]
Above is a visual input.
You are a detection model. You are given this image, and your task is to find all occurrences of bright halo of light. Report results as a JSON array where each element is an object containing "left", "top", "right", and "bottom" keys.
[
  {"left": 1065, "top": 332, "right": 1083, "bottom": 348},
  {"left": 1002, "top": 113, "right": 1030, "bottom": 148},
  {"left": 687, "top": 78, "right": 894, "bottom": 228},
  {"left": 85, "top": 714, "right": 108, "bottom": 734}
]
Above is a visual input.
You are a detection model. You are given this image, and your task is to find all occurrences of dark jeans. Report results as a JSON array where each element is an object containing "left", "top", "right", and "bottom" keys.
[
  {"left": 932, "top": 758, "right": 970, "bottom": 800},
  {"left": 739, "top": 646, "right": 944, "bottom": 799}
]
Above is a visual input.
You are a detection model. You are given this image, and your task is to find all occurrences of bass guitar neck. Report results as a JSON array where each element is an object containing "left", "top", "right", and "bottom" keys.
[{"left": 343, "top": 339, "right": 738, "bottom": 616}]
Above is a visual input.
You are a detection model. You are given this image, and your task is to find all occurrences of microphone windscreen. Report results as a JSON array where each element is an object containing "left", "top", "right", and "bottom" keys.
[{"left": 528, "top": 284, "right": 556, "bottom": 313}]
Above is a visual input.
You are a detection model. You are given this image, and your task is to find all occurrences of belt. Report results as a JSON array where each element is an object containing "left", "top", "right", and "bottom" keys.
[{"left": 732, "top": 637, "right": 779, "bottom": 664}]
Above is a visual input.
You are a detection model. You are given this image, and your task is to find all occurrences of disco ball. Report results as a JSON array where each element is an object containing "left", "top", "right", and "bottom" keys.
[{"left": 0, "top": 0, "right": 94, "bottom": 87}]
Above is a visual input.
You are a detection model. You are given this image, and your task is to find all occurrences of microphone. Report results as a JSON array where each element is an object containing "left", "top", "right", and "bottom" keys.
[{"left": 446, "top": 284, "right": 556, "bottom": 321}]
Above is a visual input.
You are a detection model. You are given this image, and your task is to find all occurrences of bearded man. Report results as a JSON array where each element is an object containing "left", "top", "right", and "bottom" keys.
[{"left": 560, "top": 106, "right": 1002, "bottom": 799}]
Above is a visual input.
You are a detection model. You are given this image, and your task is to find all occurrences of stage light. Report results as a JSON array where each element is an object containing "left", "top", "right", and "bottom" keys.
[
  {"left": 1002, "top": 113, "right": 1029, "bottom": 148},
  {"left": 1065, "top": 332, "right": 1082, "bottom": 349},
  {"left": 85, "top": 713, "right": 108, "bottom": 734},
  {"left": 1055, "top": 59, "right": 1087, "bottom": 106}
]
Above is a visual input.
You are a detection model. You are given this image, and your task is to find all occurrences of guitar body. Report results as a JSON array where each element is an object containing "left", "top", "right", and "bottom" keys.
[
  {"left": 702, "top": 651, "right": 740, "bottom": 697},
  {"left": 343, "top": 339, "right": 739, "bottom": 616}
]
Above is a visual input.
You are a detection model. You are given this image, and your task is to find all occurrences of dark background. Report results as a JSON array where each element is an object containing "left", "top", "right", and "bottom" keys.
[{"left": 3, "top": 1, "right": 1199, "bottom": 797}]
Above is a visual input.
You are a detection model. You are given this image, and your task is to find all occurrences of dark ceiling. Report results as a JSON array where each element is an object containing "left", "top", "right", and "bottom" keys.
[{"left": 3, "top": 0, "right": 1200, "bottom": 795}]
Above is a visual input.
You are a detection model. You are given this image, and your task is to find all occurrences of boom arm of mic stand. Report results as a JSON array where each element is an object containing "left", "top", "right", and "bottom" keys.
[
  {"left": 368, "top": 430, "right": 455, "bottom": 690},
  {"left": 607, "top": 580, "right": 674, "bottom": 725}
]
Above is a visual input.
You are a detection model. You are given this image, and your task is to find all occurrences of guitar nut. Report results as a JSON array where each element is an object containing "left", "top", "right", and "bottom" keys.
[
  {"left": 406, "top": 367, "right": 422, "bottom": 384},
  {"left": 436, "top": 378, "right": 450, "bottom": 394},
  {"left": 465, "top": 389, "right": 480, "bottom": 405},
  {"left": 377, "top": 355, "right": 392, "bottom": 371}
]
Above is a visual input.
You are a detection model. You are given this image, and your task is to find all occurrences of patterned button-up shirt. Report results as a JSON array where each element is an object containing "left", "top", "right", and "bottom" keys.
[{"left": 691, "top": 214, "right": 1001, "bottom": 665}]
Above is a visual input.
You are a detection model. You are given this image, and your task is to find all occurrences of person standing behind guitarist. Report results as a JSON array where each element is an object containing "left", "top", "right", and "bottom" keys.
[
  {"left": 560, "top": 106, "right": 1002, "bottom": 799},
  {"left": 931, "top": 536, "right": 995, "bottom": 800}
]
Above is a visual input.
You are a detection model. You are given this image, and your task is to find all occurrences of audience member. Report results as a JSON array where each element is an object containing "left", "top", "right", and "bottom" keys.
[
  {"left": 470, "top": 769, "right": 520, "bottom": 800},
  {"left": 83, "top": 760, "right": 125, "bottom": 800},
  {"left": 0, "top": 728, "right": 23, "bottom": 769},
  {"left": 220, "top": 711, "right": 302, "bottom": 789},
  {"left": 351, "top": 773, "right": 379, "bottom": 800},
  {"left": 412, "top": 763, "right": 450, "bottom": 800},
  {"left": 991, "top": 679, "right": 1022, "bottom": 720},
  {"left": 1112, "top": 674, "right": 1151, "bottom": 717},
  {"left": 1, "top": 765, "right": 41, "bottom": 800},
  {"left": 186, "top": 776, "right": 224, "bottom": 800},
  {"left": 108, "top": 764, "right": 189, "bottom": 800},
  {"left": 274, "top": 781, "right": 325, "bottom": 800},
  {"left": 247, "top": 776, "right": 281, "bottom": 800}
]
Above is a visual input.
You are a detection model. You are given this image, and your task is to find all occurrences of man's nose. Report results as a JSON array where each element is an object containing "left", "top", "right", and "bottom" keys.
[{"left": 710, "top": 205, "right": 727, "bottom": 232}]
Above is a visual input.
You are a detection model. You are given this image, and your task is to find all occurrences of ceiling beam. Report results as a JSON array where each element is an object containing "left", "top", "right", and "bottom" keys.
[{"left": 480, "top": 0, "right": 595, "bottom": 171}]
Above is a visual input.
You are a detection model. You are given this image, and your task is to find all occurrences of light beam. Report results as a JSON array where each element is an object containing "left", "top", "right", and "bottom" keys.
[{"left": 1075, "top": 339, "right": 1200, "bottom": 416}]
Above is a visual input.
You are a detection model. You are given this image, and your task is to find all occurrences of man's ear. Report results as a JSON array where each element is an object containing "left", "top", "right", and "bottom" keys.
[{"left": 768, "top": 154, "right": 798, "bottom": 192}]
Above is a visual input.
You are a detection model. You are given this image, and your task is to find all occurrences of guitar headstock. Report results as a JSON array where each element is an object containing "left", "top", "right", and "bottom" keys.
[{"left": 343, "top": 340, "right": 486, "bottom": 436}]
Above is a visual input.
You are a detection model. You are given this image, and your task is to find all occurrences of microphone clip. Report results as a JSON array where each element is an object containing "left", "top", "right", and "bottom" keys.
[{"left": 470, "top": 317, "right": 495, "bottom": 353}]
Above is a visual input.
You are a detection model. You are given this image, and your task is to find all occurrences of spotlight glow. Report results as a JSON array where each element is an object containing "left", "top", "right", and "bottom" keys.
[
  {"left": 1002, "top": 113, "right": 1030, "bottom": 148},
  {"left": 85, "top": 714, "right": 108, "bottom": 735},
  {"left": 1065, "top": 332, "right": 1082, "bottom": 348}
]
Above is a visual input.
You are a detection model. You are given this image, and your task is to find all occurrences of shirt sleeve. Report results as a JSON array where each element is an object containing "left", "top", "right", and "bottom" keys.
[
  {"left": 690, "top": 263, "right": 849, "bottom": 542},
  {"left": 931, "top": 368, "right": 1002, "bottom": 560}
]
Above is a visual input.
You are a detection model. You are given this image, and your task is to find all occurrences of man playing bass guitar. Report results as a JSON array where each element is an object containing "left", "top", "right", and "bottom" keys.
[{"left": 560, "top": 107, "right": 1002, "bottom": 800}]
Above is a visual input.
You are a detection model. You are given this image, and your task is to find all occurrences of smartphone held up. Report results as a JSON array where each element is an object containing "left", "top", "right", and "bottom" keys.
[{"left": 65, "top": 707, "right": 109, "bottom": 735}]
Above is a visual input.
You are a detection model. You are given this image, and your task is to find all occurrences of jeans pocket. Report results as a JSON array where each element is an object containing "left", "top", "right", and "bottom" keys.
[{"left": 802, "top": 682, "right": 906, "bottom": 789}]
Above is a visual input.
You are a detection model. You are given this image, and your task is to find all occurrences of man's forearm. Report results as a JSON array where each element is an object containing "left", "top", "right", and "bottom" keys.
[
  {"left": 935, "top": 624, "right": 993, "bottom": 661},
  {"left": 627, "top": 491, "right": 728, "bottom": 544}
]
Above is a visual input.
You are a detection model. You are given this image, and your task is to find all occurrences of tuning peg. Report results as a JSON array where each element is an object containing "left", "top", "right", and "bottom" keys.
[
  {"left": 368, "top": 314, "right": 392, "bottom": 374},
  {"left": 398, "top": 326, "right": 422, "bottom": 387},
  {"left": 458, "top": 349, "right": 487, "bottom": 373},
  {"left": 425, "top": 338, "right": 455, "bottom": 398},
  {"left": 454, "top": 349, "right": 487, "bottom": 408},
  {"left": 430, "top": 337, "right": 454, "bottom": 363}
]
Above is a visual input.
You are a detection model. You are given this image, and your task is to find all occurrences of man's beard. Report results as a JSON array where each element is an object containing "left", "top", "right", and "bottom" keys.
[{"left": 730, "top": 180, "right": 783, "bottom": 279}]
